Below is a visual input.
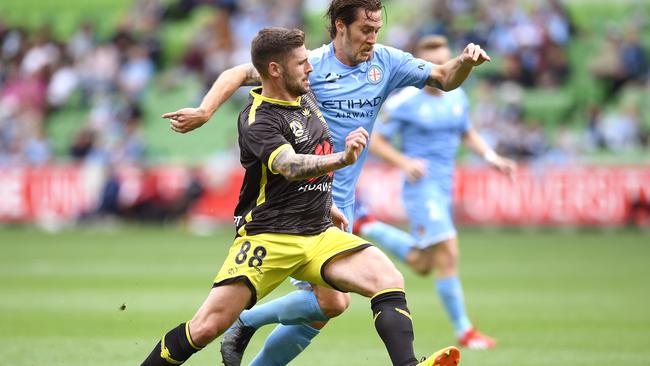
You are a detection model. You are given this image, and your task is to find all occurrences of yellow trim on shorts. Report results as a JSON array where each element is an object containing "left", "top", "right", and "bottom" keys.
[
  {"left": 160, "top": 335, "right": 182, "bottom": 364},
  {"left": 371, "top": 288, "right": 405, "bottom": 301},
  {"left": 185, "top": 321, "right": 202, "bottom": 351},
  {"left": 268, "top": 144, "right": 292, "bottom": 174}
]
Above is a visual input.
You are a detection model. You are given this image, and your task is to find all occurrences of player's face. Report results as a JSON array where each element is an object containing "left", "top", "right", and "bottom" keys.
[
  {"left": 419, "top": 46, "right": 451, "bottom": 65},
  {"left": 340, "top": 9, "right": 382, "bottom": 65},
  {"left": 281, "top": 45, "right": 313, "bottom": 98}
]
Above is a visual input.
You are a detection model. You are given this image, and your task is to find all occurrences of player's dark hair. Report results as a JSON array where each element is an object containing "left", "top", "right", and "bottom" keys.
[
  {"left": 326, "top": 0, "right": 383, "bottom": 39},
  {"left": 251, "top": 27, "right": 305, "bottom": 78}
]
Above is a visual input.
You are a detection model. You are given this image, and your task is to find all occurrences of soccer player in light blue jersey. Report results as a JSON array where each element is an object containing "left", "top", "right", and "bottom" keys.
[
  {"left": 162, "top": 1, "right": 491, "bottom": 364},
  {"left": 368, "top": 35, "right": 517, "bottom": 350}
]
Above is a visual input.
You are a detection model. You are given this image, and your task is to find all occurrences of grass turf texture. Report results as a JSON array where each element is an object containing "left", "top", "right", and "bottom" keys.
[{"left": 1, "top": 226, "right": 648, "bottom": 365}]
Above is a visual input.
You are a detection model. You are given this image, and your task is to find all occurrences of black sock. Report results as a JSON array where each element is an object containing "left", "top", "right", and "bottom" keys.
[
  {"left": 371, "top": 290, "right": 418, "bottom": 366},
  {"left": 141, "top": 322, "right": 203, "bottom": 366}
]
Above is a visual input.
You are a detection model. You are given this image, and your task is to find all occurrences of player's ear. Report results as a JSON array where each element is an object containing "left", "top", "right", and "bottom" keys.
[
  {"left": 268, "top": 62, "right": 281, "bottom": 78},
  {"left": 335, "top": 18, "right": 346, "bottom": 37}
]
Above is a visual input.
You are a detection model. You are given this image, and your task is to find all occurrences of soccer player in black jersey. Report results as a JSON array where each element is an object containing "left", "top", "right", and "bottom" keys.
[{"left": 141, "top": 27, "right": 459, "bottom": 366}]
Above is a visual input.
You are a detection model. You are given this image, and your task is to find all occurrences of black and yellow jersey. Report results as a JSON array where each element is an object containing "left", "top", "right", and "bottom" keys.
[{"left": 234, "top": 87, "right": 334, "bottom": 236}]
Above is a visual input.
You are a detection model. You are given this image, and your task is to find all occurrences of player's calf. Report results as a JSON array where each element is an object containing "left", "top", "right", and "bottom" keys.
[
  {"left": 141, "top": 322, "right": 203, "bottom": 366},
  {"left": 141, "top": 283, "right": 251, "bottom": 366}
]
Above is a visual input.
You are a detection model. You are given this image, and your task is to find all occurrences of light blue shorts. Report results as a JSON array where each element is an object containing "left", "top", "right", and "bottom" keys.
[{"left": 403, "top": 181, "right": 457, "bottom": 248}]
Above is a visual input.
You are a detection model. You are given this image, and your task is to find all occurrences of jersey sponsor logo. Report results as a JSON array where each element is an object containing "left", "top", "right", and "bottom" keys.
[
  {"left": 321, "top": 96, "right": 382, "bottom": 119},
  {"left": 309, "top": 140, "right": 334, "bottom": 182},
  {"left": 367, "top": 65, "right": 383, "bottom": 84},
  {"left": 290, "top": 120, "right": 309, "bottom": 143},
  {"left": 321, "top": 96, "right": 382, "bottom": 110},
  {"left": 298, "top": 181, "right": 332, "bottom": 193}
]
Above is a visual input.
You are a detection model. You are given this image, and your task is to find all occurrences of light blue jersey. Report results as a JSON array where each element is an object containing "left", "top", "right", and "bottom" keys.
[
  {"left": 379, "top": 87, "right": 470, "bottom": 246},
  {"left": 308, "top": 43, "right": 433, "bottom": 208},
  {"left": 379, "top": 87, "right": 470, "bottom": 193}
]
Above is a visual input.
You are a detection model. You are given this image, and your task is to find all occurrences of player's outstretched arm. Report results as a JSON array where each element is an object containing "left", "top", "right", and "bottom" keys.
[
  {"left": 162, "top": 63, "right": 261, "bottom": 134},
  {"left": 272, "top": 127, "right": 368, "bottom": 181},
  {"left": 462, "top": 127, "right": 517, "bottom": 179},
  {"left": 369, "top": 132, "right": 426, "bottom": 182},
  {"left": 427, "top": 43, "right": 491, "bottom": 91}
]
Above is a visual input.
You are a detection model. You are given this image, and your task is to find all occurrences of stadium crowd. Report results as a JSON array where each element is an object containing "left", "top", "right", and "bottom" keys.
[{"left": 0, "top": 0, "right": 648, "bottom": 168}]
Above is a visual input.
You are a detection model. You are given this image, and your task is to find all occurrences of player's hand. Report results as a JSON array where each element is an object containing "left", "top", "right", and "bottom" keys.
[
  {"left": 162, "top": 107, "right": 210, "bottom": 134},
  {"left": 343, "top": 127, "right": 369, "bottom": 165},
  {"left": 460, "top": 43, "right": 491, "bottom": 67},
  {"left": 491, "top": 156, "right": 517, "bottom": 182},
  {"left": 330, "top": 204, "right": 349, "bottom": 231},
  {"left": 402, "top": 158, "right": 427, "bottom": 183}
]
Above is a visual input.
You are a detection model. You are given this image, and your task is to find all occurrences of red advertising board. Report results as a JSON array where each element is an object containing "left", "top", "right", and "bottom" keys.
[
  {"left": 0, "top": 166, "right": 96, "bottom": 221},
  {"left": 357, "top": 164, "right": 650, "bottom": 226},
  {"left": 1, "top": 164, "right": 648, "bottom": 226}
]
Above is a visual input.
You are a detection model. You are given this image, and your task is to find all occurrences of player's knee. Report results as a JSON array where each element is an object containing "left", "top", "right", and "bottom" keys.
[
  {"left": 317, "top": 292, "right": 350, "bottom": 318},
  {"left": 412, "top": 262, "right": 434, "bottom": 276},
  {"left": 375, "top": 265, "right": 404, "bottom": 290},
  {"left": 436, "top": 246, "right": 459, "bottom": 272},
  {"left": 408, "top": 251, "right": 435, "bottom": 276}
]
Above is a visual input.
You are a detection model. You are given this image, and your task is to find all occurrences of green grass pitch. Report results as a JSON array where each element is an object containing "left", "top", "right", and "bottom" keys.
[{"left": 1, "top": 226, "right": 649, "bottom": 365}]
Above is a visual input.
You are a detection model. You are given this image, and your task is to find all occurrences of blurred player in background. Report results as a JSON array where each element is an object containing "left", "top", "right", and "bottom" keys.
[
  {"left": 367, "top": 34, "right": 517, "bottom": 350},
  {"left": 163, "top": 1, "right": 491, "bottom": 364},
  {"left": 141, "top": 26, "right": 461, "bottom": 366}
]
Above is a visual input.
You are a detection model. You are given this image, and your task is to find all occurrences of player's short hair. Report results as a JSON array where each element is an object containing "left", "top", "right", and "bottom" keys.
[
  {"left": 251, "top": 27, "right": 305, "bottom": 78},
  {"left": 326, "top": 0, "right": 383, "bottom": 39},
  {"left": 415, "top": 35, "right": 449, "bottom": 56}
]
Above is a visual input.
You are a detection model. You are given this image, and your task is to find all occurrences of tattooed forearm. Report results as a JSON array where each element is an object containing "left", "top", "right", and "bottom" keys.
[
  {"left": 272, "top": 149, "right": 348, "bottom": 181},
  {"left": 242, "top": 63, "right": 262, "bottom": 86}
]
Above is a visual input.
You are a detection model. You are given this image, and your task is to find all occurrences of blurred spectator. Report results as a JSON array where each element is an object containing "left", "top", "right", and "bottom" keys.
[
  {"left": 47, "top": 53, "right": 79, "bottom": 108},
  {"left": 69, "top": 127, "right": 98, "bottom": 161},
  {"left": 1, "top": 0, "right": 648, "bottom": 170},
  {"left": 118, "top": 44, "right": 155, "bottom": 102},
  {"left": 20, "top": 26, "right": 60, "bottom": 77},
  {"left": 589, "top": 24, "right": 631, "bottom": 101},
  {"left": 67, "top": 22, "right": 96, "bottom": 63},
  {"left": 620, "top": 25, "right": 648, "bottom": 84},
  {"left": 595, "top": 105, "right": 642, "bottom": 152},
  {"left": 182, "top": 9, "right": 235, "bottom": 90},
  {"left": 78, "top": 43, "right": 120, "bottom": 103}
]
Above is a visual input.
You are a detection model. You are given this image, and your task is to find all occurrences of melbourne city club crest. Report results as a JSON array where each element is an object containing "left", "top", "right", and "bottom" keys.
[{"left": 367, "top": 65, "right": 383, "bottom": 84}]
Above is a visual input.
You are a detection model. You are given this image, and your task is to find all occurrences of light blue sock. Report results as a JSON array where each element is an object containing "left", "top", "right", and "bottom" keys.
[
  {"left": 436, "top": 276, "right": 472, "bottom": 337},
  {"left": 360, "top": 221, "right": 415, "bottom": 261},
  {"left": 249, "top": 323, "right": 320, "bottom": 366},
  {"left": 238, "top": 290, "right": 328, "bottom": 330}
]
